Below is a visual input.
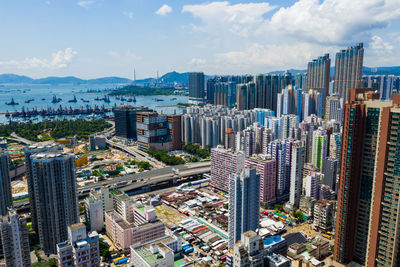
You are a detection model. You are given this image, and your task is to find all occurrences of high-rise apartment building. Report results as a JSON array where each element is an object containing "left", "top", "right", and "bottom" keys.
[
  {"left": 245, "top": 154, "right": 276, "bottom": 205},
  {"left": 333, "top": 43, "right": 364, "bottom": 101},
  {"left": 312, "top": 128, "right": 328, "bottom": 171},
  {"left": 289, "top": 141, "right": 305, "bottom": 208},
  {"left": 30, "top": 150, "right": 79, "bottom": 254},
  {"left": 167, "top": 114, "right": 182, "bottom": 150},
  {"left": 225, "top": 128, "right": 235, "bottom": 149},
  {"left": 325, "top": 95, "right": 343, "bottom": 122},
  {"left": 307, "top": 54, "right": 331, "bottom": 100},
  {"left": 189, "top": 72, "right": 205, "bottom": 103},
  {"left": 84, "top": 195, "right": 104, "bottom": 232},
  {"left": 305, "top": 172, "right": 320, "bottom": 200},
  {"left": 228, "top": 168, "right": 260, "bottom": 248},
  {"left": 268, "top": 139, "right": 293, "bottom": 201},
  {"left": 365, "top": 94, "right": 400, "bottom": 266},
  {"left": 0, "top": 209, "right": 31, "bottom": 267},
  {"left": 114, "top": 105, "right": 152, "bottom": 139},
  {"left": 333, "top": 88, "right": 385, "bottom": 265},
  {"left": 0, "top": 149, "right": 12, "bottom": 216},
  {"left": 24, "top": 143, "right": 63, "bottom": 233},
  {"left": 210, "top": 146, "right": 245, "bottom": 192},
  {"left": 57, "top": 223, "right": 100, "bottom": 267},
  {"left": 236, "top": 83, "right": 256, "bottom": 110}
]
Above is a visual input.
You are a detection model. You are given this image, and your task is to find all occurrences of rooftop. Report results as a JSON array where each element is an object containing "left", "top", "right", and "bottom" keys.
[{"left": 134, "top": 243, "right": 171, "bottom": 265}]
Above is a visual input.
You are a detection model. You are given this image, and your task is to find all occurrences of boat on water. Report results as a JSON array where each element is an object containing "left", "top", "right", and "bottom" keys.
[
  {"left": 94, "top": 97, "right": 101, "bottom": 101},
  {"left": 51, "top": 95, "right": 62, "bottom": 103},
  {"left": 104, "top": 96, "right": 110, "bottom": 103},
  {"left": 154, "top": 98, "right": 164, "bottom": 102},
  {"left": 68, "top": 96, "right": 78, "bottom": 103},
  {"left": 127, "top": 96, "right": 133, "bottom": 102},
  {"left": 41, "top": 98, "right": 46, "bottom": 101},
  {"left": 82, "top": 99, "right": 90, "bottom": 103},
  {"left": 5, "top": 98, "right": 19, "bottom": 105},
  {"left": 170, "top": 98, "right": 177, "bottom": 101},
  {"left": 133, "top": 96, "right": 136, "bottom": 102},
  {"left": 120, "top": 96, "right": 126, "bottom": 101},
  {"left": 24, "top": 99, "right": 34, "bottom": 103}
]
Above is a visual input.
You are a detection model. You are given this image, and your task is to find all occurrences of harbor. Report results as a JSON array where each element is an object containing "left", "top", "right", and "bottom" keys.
[{"left": 0, "top": 84, "right": 188, "bottom": 123}]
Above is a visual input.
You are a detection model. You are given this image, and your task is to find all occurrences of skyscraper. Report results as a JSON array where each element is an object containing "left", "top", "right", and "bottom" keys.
[
  {"left": 307, "top": 54, "right": 331, "bottom": 100},
  {"left": 0, "top": 149, "right": 12, "bottom": 216},
  {"left": 0, "top": 209, "right": 31, "bottom": 267},
  {"left": 333, "top": 43, "right": 364, "bottom": 101},
  {"left": 228, "top": 168, "right": 260, "bottom": 248},
  {"left": 365, "top": 94, "right": 400, "bottom": 266},
  {"left": 289, "top": 141, "right": 305, "bottom": 208},
  {"left": 189, "top": 72, "right": 205, "bottom": 103},
  {"left": 24, "top": 143, "right": 63, "bottom": 233},
  {"left": 30, "top": 150, "right": 79, "bottom": 254},
  {"left": 333, "top": 88, "right": 385, "bottom": 265},
  {"left": 312, "top": 128, "right": 328, "bottom": 171}
]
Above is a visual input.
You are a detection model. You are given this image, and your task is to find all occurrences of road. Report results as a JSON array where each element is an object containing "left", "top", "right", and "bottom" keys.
[
  {"left": 106, "top": 139, "right": 165, "bottom": 168},
  {"left": 10, "top": 132, "right": 34, "bottom": 145},
  {"left": 81, "top": 161, "right": 210, "bottom": 191}
]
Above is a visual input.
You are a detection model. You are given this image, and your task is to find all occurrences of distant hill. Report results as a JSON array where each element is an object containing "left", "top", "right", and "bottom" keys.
[
  {"left": 1, "top": 67, "right": 400, "bottom": 85},
  {"left": 0, "top": 74, "right": 133, "bottom": 85}
]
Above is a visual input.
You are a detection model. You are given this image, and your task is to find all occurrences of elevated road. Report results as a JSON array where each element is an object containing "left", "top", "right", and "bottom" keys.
[
  {"left": 81, "top": 161, "right": 210, "bottom": 191},
  {"left": 106, "top": 140, "right": 164, "bottom": 168}
]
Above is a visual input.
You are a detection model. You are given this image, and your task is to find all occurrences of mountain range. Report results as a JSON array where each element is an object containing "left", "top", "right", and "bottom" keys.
[{"left": 1, "top": 66, "right": 400, "bottom": 85}]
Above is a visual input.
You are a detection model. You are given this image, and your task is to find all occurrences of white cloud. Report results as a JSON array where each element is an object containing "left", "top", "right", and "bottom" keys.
[
  {"left": 123, "top": 11, "right": 134, "bottom": 19},
  {"left": 0, "top": 48, "right": 78, "bottom": 70},
  {"left": 188, "top": 58, "right": 206, "bottom": 67},
  {"left": 182, "top": 0, "right": 400, "bottom": 70},
  {"left": 156, "top": 4, "right": 172, "bottom": 16},
  {"left": 182, "top": 1, "right": 276, "bottom": 37},
  {"left": 77, "top": 0, "right": 96, "bottom": 8},
  {"left": 263, "top": 0, "right": 400, "bottom": 45}
]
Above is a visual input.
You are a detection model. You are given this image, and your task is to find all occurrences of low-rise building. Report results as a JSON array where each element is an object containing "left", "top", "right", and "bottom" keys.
[
  {"left": 89, "top": 135, "right": 107, "bottom": 150},
  {"left": 56, "top": 223, "right": 100, "bottom": 267},
  {"left": 299, "top": 196, "right": 315, "bottom": 218},
  {"left": 105, "top": 210, "right": 166, "bottom": 250},
  {"left": 105, "top": 210, "right": 135, "bottom": 249},
  {"left": 130, "top": 243, "right": 174, "bottom": 267},
  {"left": 313, "top": 200, "right": 333, "bottom": 232}
]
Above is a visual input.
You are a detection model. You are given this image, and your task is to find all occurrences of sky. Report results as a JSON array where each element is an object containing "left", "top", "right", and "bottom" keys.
[{"left": 0, "top": 0, "right": 400, "bottom": 79}]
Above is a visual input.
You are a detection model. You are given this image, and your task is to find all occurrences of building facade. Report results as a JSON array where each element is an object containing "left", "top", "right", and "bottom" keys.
[
  {"left": 228, "top": 169, "right": 260, "bottom": 248},
  {"left": 0, "top": 149, "right": 12, "bottom": 216},
  {"left": 30, "top": 150, "right": 79, "bottom": 254},
  {"left": 0, "top": 209, "right": 31, "bottom": 267},
  {"left": 211, "top": 146, "right": 245, "bottom": 193},
  {"left": 333, "top": 43, "right": 364, "bottom": 101},
  {"left": 114, "top": 105, "right": 152, "bottom": 139},
  {"left": 57, "top": 223, "right": 100, "bottom": 267}
]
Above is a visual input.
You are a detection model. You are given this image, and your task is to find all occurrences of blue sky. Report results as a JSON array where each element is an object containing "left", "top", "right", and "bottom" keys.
[{"left": 0, "top": 0, "right": 400, "bottom": 79}]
